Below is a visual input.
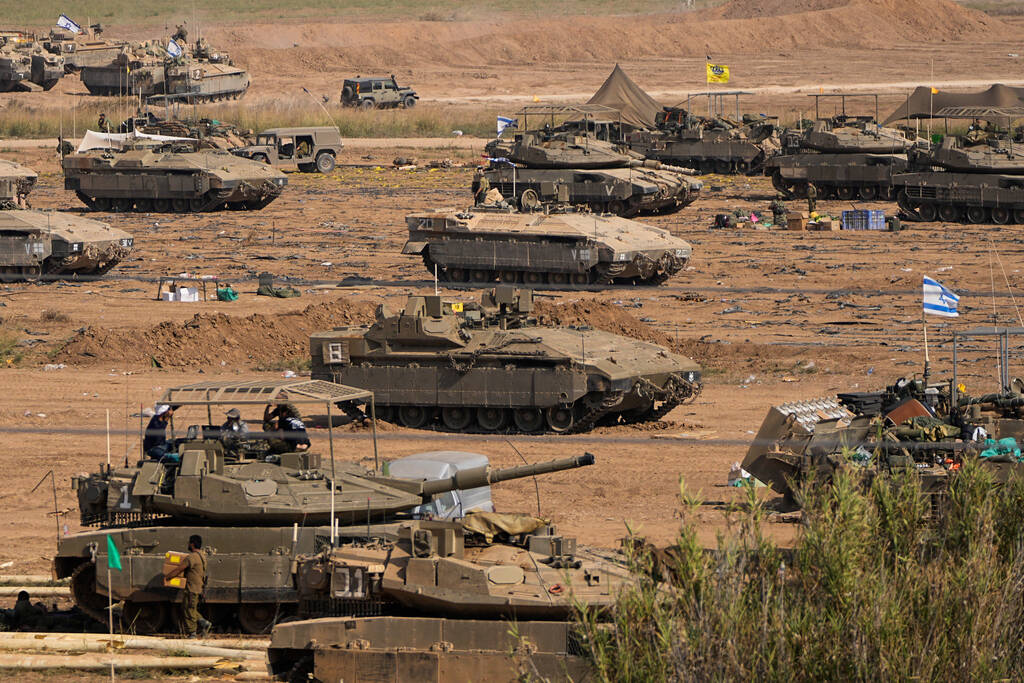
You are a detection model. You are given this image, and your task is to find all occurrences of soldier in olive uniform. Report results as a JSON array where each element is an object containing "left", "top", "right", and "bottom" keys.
[
  {"left": 167, "top": 534, "right": 211, "bottom": 637},
  {"left": 806, "top": 182, "right": 817, "bottom": 214},
  {"left": 472, "top": 167, "right": 490, "bottom": 206},
  {"left": 770, "top": 199, "right": 787, "bottom": 226}
]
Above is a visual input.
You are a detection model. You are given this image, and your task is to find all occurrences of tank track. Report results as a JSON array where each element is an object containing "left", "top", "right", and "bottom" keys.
[
  {"left": 427, "top": 259, "right": 685, "bottom": 288},
  {"left": 70, "top": 561, "right": 110, "bottom": 625},
  {"left": 621, "top": 375, "right": 702, "bottom": 425},
  {"left": 75, "top": 188, "right": 279, "bottom": 213}
]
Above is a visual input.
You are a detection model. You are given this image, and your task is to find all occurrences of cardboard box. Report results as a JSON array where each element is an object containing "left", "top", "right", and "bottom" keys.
[
  {"left": 160, "top": 291, "right": 177, "bottom": 302},
  {"left": 812, "top": 219, "right": 838, "bottom": 231},
  {"left": 162, "top": 550, "right": 189, "bottom": 588},
  {"left": 176, "top": 286, "right": 200, "bottom": 302},
  {"left": 787, "top": 216, "right": 807, "bottom": 231}
]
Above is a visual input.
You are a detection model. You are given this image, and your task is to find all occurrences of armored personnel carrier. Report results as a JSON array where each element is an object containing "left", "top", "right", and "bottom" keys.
[
  {"left": 0, "top": 31, "right": 63, "bottom": 92},
  {"left": 628, "top": 107, "right": 780, "bottom": 175},
  {"left": 43, "top": 23, "right": 127, "bottom": 72},
  {"left": 0, "top": 209, "right": 133, "bottom": 281},
  {"left": 155, "top": 39, "right": 249, "bottom": 104},
  {"left": 80, "top": 47, "right": 165, "bottom": 96},
  {"left": 53, "top": 377, "right": 598, "bottom": 634},
  {"left": 895, "top": 133, "right": 1024, "bottom": 224},
  {"left": 403, "top": 206, "right": 692, "bottom": 286},
  {"left": 63, "top": 133, "right": 287, "bottom": 212},
  {"left": 764, "top": 115, "right": 917, "bottom": 200},
  {"left": 483, "top": 105, "right": 701, "bottom": 217},
  {"left": 311, "top": 287, "right": 701, "bottom": 434},
  {"left": 0, "top": 157, "right": 37, "bottom": 206}
]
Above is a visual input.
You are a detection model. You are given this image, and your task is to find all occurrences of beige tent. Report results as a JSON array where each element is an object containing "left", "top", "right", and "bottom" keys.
[
  {"left": 882, "top": 84, "right": 1024, "bottom": 124},
  {"left": 586, "top": 64, "right": 663, "bottom": 130}
]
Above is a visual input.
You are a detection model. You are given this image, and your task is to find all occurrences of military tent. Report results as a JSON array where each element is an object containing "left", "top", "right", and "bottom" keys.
[
  {"left": 882, "top": 83, "right": 1024, "bottom": 124},
  {"left": 586, "top": 64, "right": 663, "bottom": 130}
]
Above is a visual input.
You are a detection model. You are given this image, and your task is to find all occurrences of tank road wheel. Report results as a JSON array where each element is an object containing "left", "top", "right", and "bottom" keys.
[
  {"left": 238, "top": 603, "right": 280, "bottom": 634},
  {"left": 836, "top": 186, "right": 854, "bottom": 200},
  {"left": 470, "top": 269, "right": 493, "bottom": 283},
  {"left": 447, "top": 268, "right": 467, "bottom": 283},
  {"left": 966, "top": 206, "right": 988, "bottom": 224},
  {"left": 189, "top": 198, "right": 206, "bottom": 212},
  {"left": 513, "top": 408, "right": 544, "bottom": 433},
  {"left": 549, "top": 273, "right": 569, "bottom": 286},
  {"left": 123, "top": 601, "right": 168, "bottom": 635},
  {"left": 519, "top": 189, "right": 541, "bottom": 212},
  {"left": 70, "top": 562, "right": 108, "bottom": 625},
  {"left": 133, "top": 198, "right": 152, "bottom": 213},
  {"left": 918, "top": 203, "right": 938, "bottom": 222},
  {"left": 153, "top": 198, "right": 171, "bottom": 213},
  {"left": 545, "top": 406, "right": 575, "bottom": 433},
  {"left": 375, "top": 405, "right": 394, "bottom": 423},
  {"left": 714, "top": 159, "right": 731, "bottom": 174},
  {"left": 991, "top": 207, "right": 1011, "bottom": 225},
  {"left": 441, "top": 407, "right": 474, "bottom": 431},
  {"left": 1014, "top": 209, "right": 1024, "bottom": 224},
  {"left": 398, "top": 405, "right": 431, "bottom": 429},
  {"left": 607, "top": 199, "right": 627, "bottom": 216},
  {"left": 476, "top": 407, "right": 510, "bottom": 432},
  {"left": 92, "top": 197, "right": 111, "bottom": 212},
  {"left": 316, "top": 152, "right": 336, "bottom": 173},
  {"left": 938, "top": 204, "right": 961, "bottom": 223},
  {"left": 523, "top": 271, "right": 544, "bottom": 285},
  {"left": 112, "top": 198, "right": 133, "bottom": 212},
  {"left": 498, "top": 270, "right": 520, "bottom": 283},
  {"left": 571, "top": 272, "right": 590, "bottom": 285},
  {"left": 171, "top": 198, "right": 189, "bottom": 213},
  {"left": 859, "top": 185, "right": 879, "bottom": 200}
]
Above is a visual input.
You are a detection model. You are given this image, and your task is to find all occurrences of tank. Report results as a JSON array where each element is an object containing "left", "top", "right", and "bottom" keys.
[
  {"left": 80, "top": 47, "right": 165, "bottom": 96},
  {"left": 763, "top": 116, "right": 919, "bottom": 201},
  {"left": 53, "top": 377, "right": 597, "bottom": 634},
  {"left": 310, "top": 287, "right": 702, "bottom": 434},
  {"left": 62, "top": 135, "right": 287, "bottom": 212},
  {"left": 628, "top": 108, "right": 781, "bottom": 175},
  {"left": 154, "top": 40, "right": 249, "bottom": 103},
  {"left": 403, "top": 205, "right": 692, "bottom": 286},
  {"left": 895, "top": 135, "right": 1024, "bottom": 224},
  {"left": 484, "top": 128, "right": 701, "bottom": 216},
  {"left": 0, "top": 157, "right": 38, "bottom": 205},
  {"left": 0, "top": 208, "right": 133, "bottom": 281},
  {"left": 0, "top": 40, "right": 30, "bottom": 92},
  {"left": 43, "top": 25, "right": 128, "bottom": 72}
]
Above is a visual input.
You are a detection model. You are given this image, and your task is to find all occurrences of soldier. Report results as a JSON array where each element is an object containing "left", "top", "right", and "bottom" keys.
[
  {"left": 166, "top": 534, "right": 211, "bottom": 638},
  {"left": 806, "top": 182, "right": 817, "bottom": 215},
  {"left": 263, "top": 403, "right": 310, "bottom": 454},
  {"left": 143, "top": 404, "right": 177, "bottom": 462},
  {"left": 221, "top": 408, "right": 249, "bottom": 439},
  {"left": 770, "top": 198, "right": 788, "bottom": 226},
  {"left": 97, "top": 113, "right": 108, "bottom": 133},
  {"left": 472, "top": 167, "right": 490, "bottom": 206},
  {"left": 295, "top": 138, "right": 312, "bottom": 158}
]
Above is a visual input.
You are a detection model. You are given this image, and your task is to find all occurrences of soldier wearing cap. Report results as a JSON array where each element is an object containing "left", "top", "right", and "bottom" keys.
[{"left": 220, "top": 408, "right": 249, "bottom": 437}]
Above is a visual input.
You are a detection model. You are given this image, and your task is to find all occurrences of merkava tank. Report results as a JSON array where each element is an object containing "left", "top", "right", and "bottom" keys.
[
  {"left": 53, "top": 377, "right": 599, "bottom": 634},
  {"left": 62, "top": 132, "right": 287, "bottom": 212},
  {"left": 895, "top": 114, "right": 1024, "bottom": 224},
  {"left": 0, "top": 37, "right": 30, "bottom": 92},
  {"left": 0, "top": 157, "right": 37, "bottom": 206},
  {"left": 403, "top": 204, "right": 692, "bottom": 286},
  {"left": 0, "top": 31, "right": 63, "bottom": 92},
  {"left": 483, "top": 105, "right": 702, "bottom": 217},
  {"left": 80, "top": 45, "right": 166, "bottom": 96},
  {"left": 627, "top": 106, "right": 781, "bottom": 175},
  {"left": 310, "top": 286, "right": 702, "bottom": 434},
  {"left": 151, "top": 38, "right": 249, "bottom": 104},
  {"left": 43, "top": 23, "right": 128, "bottom": 72}
]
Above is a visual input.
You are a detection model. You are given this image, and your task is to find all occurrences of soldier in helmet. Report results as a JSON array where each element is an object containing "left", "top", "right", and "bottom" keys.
[
  {"left": 97, "top": 113, "right": 108, "bottom": 133},
  {"left": 770, "top": 198, "right": 788, "bottom": 226},
  {"left": 472, "top": 166, "right": 490, "bottom": 206},
  {"left": 806, "top": 182, "right": 817, "bottom": 215}
]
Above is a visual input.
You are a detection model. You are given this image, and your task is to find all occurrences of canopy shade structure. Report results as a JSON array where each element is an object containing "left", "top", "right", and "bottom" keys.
[
  {"left": 160, "top": 379, "right": 373, "bottom": 406},
  {"left": 585, "top": 64, "right": 663, "bottom": 130},
  {"left": 882, "top": 84, "right": 1024, "bottom": 125}
]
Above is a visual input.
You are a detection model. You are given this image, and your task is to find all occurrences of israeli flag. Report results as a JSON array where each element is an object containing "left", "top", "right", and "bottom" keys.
[
  {"left": 56, "top": 14, "right": 82, "bottom": 34},
  {"left": 497, "top": 116, "right": 516, "bottom": 136},
  {"left": 923, "top": 276, "right": 959, "bottom": 317},
  {"left": 166, "top": 38, "right": 183, "bottom": 58},
  {"left": 487, "top": 157, "right": 511, "bottom": 164}
]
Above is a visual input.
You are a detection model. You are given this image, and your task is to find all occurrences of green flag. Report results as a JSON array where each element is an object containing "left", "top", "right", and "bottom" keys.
[{"left": 106, "top": 534, "right": 122, "bottom": 572}]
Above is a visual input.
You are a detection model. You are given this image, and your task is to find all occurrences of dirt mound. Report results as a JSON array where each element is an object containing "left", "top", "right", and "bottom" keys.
[
  {"left": 57, "top": 299, "right": 376, "bottom": 368},
  {"left": 533, "top": 300, "right": 673, "bottom": 347},
  {"left": 210, "top": 0, "right": 1011, "bottom": 78}
]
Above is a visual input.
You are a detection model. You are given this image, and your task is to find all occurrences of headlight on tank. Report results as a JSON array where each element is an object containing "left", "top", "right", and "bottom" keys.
[
  {"left": 617, "top": 252, "right": 631, "bottom": 262},
  {"left": 70, "top": 242, "right": 82, "bottom": 252}
]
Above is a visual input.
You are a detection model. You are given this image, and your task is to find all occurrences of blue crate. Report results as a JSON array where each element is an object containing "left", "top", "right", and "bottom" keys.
[{"left": 841, "top": 209, "right": 886, "bottom": 231}]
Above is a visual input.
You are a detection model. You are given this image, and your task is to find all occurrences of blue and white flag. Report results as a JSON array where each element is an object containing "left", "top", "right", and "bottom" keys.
[
  {"left": 166, "top": 38, "right": 183, "bottom": 58},
  {"left": 496, "top": 116, "right": 516, "bottom": 136},
  {"left": 487, "top": 157, "right": 511, "bottom": 164},
  {"left": 923, "top": 276, "right": 959, "bottom": 317},
  {"left": 56, "top": 14, "right": 82, "bottom": 34}
]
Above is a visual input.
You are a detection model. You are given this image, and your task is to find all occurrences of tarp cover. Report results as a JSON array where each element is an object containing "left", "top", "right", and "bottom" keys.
[
  {"left": 586, "top": 64, "right": 663, "bottom": 130},
  {"left": 76, "top": 130, "right": 196, "bottom": 153},
  {"left": 882, "top": 84, "right": 1024, "bottom": 124},
  {"left": 462, "top": 511, "right": 548, "bottom": 543}
]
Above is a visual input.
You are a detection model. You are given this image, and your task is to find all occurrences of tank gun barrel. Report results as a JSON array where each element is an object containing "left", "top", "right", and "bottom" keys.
[{"left": 419, "top": 453, "right": 595, "bottom": 497}]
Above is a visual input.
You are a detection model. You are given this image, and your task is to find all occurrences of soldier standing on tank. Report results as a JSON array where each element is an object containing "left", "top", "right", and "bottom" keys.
[
  {"left": 472, "top": 167, "right": 490, "bottom": 206},
  {"left": 263, "top": 403, "right": 310, "bottom": 454},
  {"left": 97, "top": 113, "right": 108, "bottom": 133},
  {"left": 144, "top": 404, "right": 177, "bottom": 462},
  {"left": 770, "top": 198, "right": 788, "bottom": 226},
  {"left": 166, "top": 534, "right": 211, "bottom": 638},
  {"left": 806, "top": 182, "right": 817, "bottom": 215}
]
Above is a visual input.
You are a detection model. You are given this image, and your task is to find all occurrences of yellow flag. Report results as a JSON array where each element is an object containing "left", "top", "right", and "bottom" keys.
[
  {"left": 532, "top": 94, "right": 540, "bottom": 102},
  {"left": 931, "top": 87, "right": 939, "bottom": 94},
  {"left": 451, "top": 302, "right": 464, "bottom": 312},
  {"left": 706, "top": 63, "right": 729, "bottom": 84}
]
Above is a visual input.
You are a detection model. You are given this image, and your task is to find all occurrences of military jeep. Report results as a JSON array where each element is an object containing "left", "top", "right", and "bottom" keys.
[
  {"left": 340, "top": 75, "right": 418, "bottom": 109},
  {"left": 231, "top": 126, "right": 342, "bottom": 173}
]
